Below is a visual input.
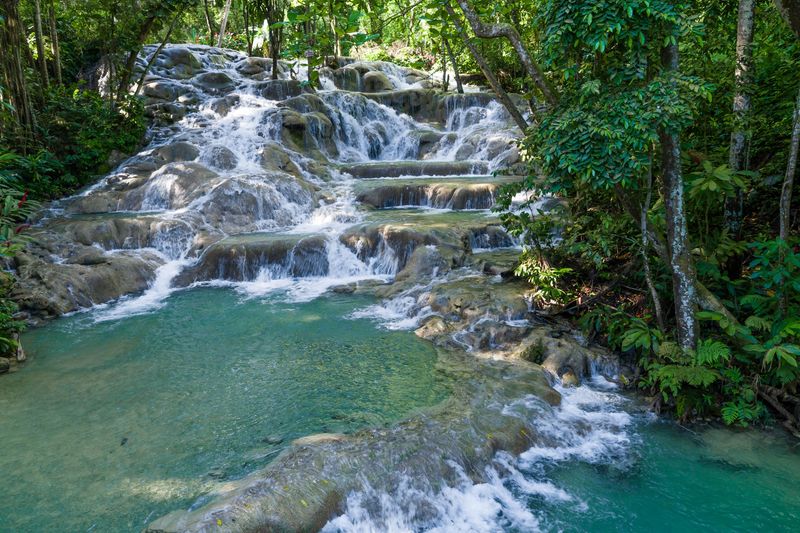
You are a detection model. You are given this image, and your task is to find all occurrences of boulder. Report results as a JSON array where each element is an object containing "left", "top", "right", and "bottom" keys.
[
  {"left": 193, "top": 71, "right": 235, "bottom": 95},
  {"left": 208, "top": 94, "right": 240, "bottom": 116},
  {"left": 0, "top": 357, "right": 9, "bottom": 374},
  {"left": 362, "top": 71, "right": 393, "bottom": 92},
  {"left": 205, "top": 145, "right": 238, "bottom": 170},
  {"left": 257, "top": 79, "right": 303, "bottom": 100},
  {"left": 13, "top": 250, "right": 163, "bottom": 319},
  {"left": 150, "top": 142, "right": 199, "bottom": 165},
  {"left": 142, "top": 80, "right": 186, "bottom": 101},
  {"left": 258, "top": 142, "right": 302, "bottom": 176}
]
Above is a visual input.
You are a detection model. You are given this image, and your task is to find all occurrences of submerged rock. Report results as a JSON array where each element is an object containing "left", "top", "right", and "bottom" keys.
[{"left": 145, "top": 356, "right": 559, "bottom": 533}]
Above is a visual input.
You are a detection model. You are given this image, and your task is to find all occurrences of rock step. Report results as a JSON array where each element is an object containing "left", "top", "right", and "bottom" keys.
[
  {"left": 354, "top": 176, "right": 519, "bottom": 210},
  {"left": 174, "top": 209, "right": 517, "bottom": 285},
  {"left": 340, "top": 160, "right": 488, "bottom": 179}
]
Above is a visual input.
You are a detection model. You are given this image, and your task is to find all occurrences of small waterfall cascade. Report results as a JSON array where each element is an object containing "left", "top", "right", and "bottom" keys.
[{"left": 26, "top": 43, "right": 526, "bottom": 317}]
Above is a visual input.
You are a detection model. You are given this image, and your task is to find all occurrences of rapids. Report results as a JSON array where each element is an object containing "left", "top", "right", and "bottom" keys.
[{"left": 2, "top": 45, "right": 799, "bottom": 533}]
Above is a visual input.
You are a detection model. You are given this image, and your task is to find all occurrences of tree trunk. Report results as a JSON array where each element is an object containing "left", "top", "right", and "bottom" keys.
[
  {"left": 452, "top": 0, "right": 556, "bottom": 107},
  {"left": 116, "top": 15, "right": 157, "bottom": 101},
  {"left": 642, "top": 159, "right": 666, "bottom": 332},
  {"left": 443, "top": 35, "right": 463, "bottom": 94},
  {"left": 48, "top": 0, "right": 62, "bottom": 85},
  {"left": 0, "top": 0, "right": 35, "bottom": 136},
  {"left": 218, "top": 0, "right": 233, "bottom": 48},
  {"left": 780, "top": 83, "right": 800, "bottom": 241},
  {"left": 725, "top": 0, "right": 755, "bottom": 244},
  {"left": 203, "top": 0, "right": 217, "bottom": 45},
  {"left": 775, "top": 0, "right": 800, "bottom": 38},
  {"left": 328, "top": 0, "right": 340, "bottom": 57},
  {"left": 243, "top": 1, "right": 253, "bottom": 55},
  {"left": 33, "top": 0, "right": 50, "bottom": 88},
  {"left": 660, "top": 42, "right": 698, "bottom": 352},
  {"left": 134, "top": 9, "right": 183, "bottom": 97},
  {"left": 443, "top": 2, "right": 529, "bottom": 132}
]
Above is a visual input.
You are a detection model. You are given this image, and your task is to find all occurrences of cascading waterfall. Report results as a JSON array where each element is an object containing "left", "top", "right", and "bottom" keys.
[
  {"left": 46, "top": 44, "right": 524, "bottom": 318},
  {"left": 319, "top": 91, "right": 425, "bottom": 162},
  {"left": 10, "top": 44, "right": 800, "bottom": 533}
]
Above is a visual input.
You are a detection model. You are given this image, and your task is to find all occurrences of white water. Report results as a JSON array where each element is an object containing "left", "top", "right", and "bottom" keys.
[
  {"left": 55, "top": 45, "right": 523, "bottom": 323},
  {"left": 323, "top": 379, "right": 635, "bottom": 533}
]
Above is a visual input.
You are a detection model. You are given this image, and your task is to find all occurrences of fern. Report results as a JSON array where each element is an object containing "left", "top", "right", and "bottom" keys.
[{"left": 695, "top": 339, "right": 731, "bottom": 365}]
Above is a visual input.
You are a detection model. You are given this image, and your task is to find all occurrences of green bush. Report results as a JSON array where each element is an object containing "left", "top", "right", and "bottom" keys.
[{"left": 1, "top": 87, "right": 146, "bottom": 200}]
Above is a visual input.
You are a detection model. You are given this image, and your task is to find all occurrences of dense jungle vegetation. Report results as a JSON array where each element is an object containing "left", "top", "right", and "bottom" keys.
[{"left": 2, "top": 0, "right": 800, "bottom": 433}]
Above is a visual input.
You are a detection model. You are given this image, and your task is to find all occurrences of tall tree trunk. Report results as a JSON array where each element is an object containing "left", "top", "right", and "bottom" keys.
[
  {"left": 243, "top": 1, "right": 253, "bottom": 55},
  {"left": 48, "top": 0, "right": 62, "bottom": 85},
  {"left": 443, "top": 2, "right": 529, "bottom": 132},
  {"left": 203, "top": 0, "right": 217, "bottom": 45},
  {"left": 218, "top": 0, "right": 233, "bottom": 48},
  {"left": 443, "top": 35, "right": 463, "bottom": 94},
  {"left": 775, "top": 0, "right": 800, "bottom": 38},
  {"left": 33, "top": 0, "right": 50, "bottom": 88},
  {"left": 116, "top": 15, "right": 157, "bottom": 101},
  {"left": 133, "top": 9, "right": 183, "bottom": 97},
  {"left": 660, "top": 41, "right": 698, "bottom": 352},
  {"left": 642, "top": 158, "right": 666, "bottom": 333},
  {"left": 0, "top": 0, "right": 35, "bottom": 135},
  {"left": 725, "top": 0, "right": 755, "bottom": 244},
  {"left": 780, "top": 83, "right": 800, "bottom": 242},
  {"left": 452, "top": 0, "right": 556, "bottom": 107},
  {"left": 328, "top": 0, "right": 340, "bottom": 57}
]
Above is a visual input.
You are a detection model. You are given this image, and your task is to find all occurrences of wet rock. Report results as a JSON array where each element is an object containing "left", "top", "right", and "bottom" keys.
[
  {"left": 153, "top": 46, "right": 202, "bottom": 76},
  {"left": 151, "top": 141, "right": 199, "bottom": 165},
  {"left": 279, "top": 93, "right": 328, "bottom": 114},
  {"left": 328, "top": 66, "right": 362, "bottom": 91},
  {"left": 13, "top": 250, "right": 163, "bottom": 319},
  {"left": 561, "top": 370, "right": 580, "bottom": 387},
  {"left": 65, "top": 248, "right": 110, "bottom": 266},
  {"left": 236, "top": 56, "right": 272, "bottom": 76},
  {"left": 142, "top": 80, "right": 186, "bottom": 101},
  {"left": 292, "top": 433, "right": 346, "bottom": 446},
  {"left": 512, "top": 327, "right": 619, "bottom": 383},
  {"left": 362, "top": 71, "right": 393, "bottom": 92},
  {"left": 205, "top": 145, "right": 238, "bottom": 170},
  {"left": 144, "top": 102, "right": 186, "bottom": 124},
  {"left": 344, "top": 160, "right": 488, "bottom": 179},
  {"left": 139, "top": 162, "right": 220, "bottom": 210},
  {"left": 196, "top": 173, "right": 316, "bottom": 233},
  {"left": 395, "top": 245, "right": 451, "bottom": 282},
  {"left": 364, "top": 89, "right": 438, "bottom": 121},
  {"left": 258, "top": 141, "right": 302, "bottom": 176},
  {"left": 0, "top": 357, "right": 9, "bottom": 374},
  {"left": 356, "top": 182, "right": 499, "bottom": 210},
  {"left": 208, "top": 94, "right": 240, "bottom": 116},
  {"left": 256, "top": 79, "right": 303, "bottom": 100},
  {"left": 276, "top": 108, "right": 336, "bottom": 158},
  {"left": 193, "top": 71, "right": 235, "bottom": 95},
  {"left": 416, "top": 315, "right": 449, "bottom": 338},
  {"left": 175, "top": 233, "right": 327, "bottom": 284}
]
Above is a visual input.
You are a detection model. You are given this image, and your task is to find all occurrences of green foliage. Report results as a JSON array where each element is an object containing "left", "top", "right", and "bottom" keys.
[
  {"left": 0, "top": 88, "right": 145, "bottom": 199},
  {"left": 0, "top": 174, "right": 36, "bottom": 357},
  {"left": 521, "top": 339, "right": 546, "bottom": 364},
  {"left": 514, "top": 252, "right": 573, "bottom": 305}
]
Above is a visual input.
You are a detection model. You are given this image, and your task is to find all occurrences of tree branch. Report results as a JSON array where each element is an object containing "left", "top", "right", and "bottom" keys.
[{"left": 453, "top": 0, "right": 557, "bottom": 106}]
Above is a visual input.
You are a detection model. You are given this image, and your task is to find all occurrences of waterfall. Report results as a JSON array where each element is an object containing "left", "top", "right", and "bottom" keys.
[{"left": 33, "top": 43, "right": 526, "bottom": 321}]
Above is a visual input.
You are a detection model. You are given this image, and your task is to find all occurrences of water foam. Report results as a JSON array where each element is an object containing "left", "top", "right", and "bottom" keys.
[{"left": 323, "top": 382, "right": 636, "bottom": 532}]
